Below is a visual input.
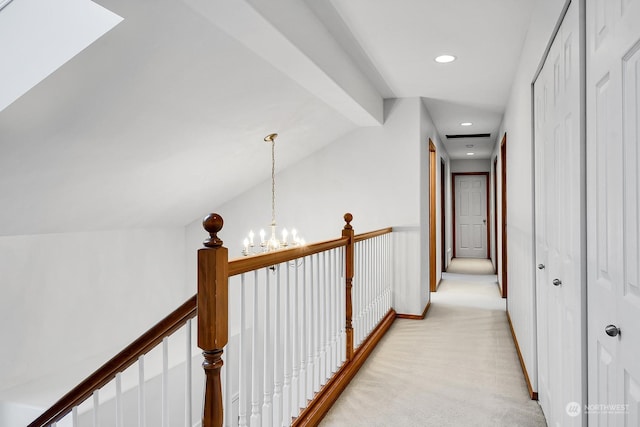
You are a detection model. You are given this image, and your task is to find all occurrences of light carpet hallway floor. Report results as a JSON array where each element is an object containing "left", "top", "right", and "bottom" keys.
[{"left": 320, "top": 267, "right": 547, "bottom": 427}]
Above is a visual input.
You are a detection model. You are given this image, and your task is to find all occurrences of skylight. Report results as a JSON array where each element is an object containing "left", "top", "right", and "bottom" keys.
[{"left": 0, "top": 0, "right": 123, "bottom": 112}]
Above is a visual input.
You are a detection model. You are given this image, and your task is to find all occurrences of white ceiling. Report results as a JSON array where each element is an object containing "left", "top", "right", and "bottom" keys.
[
  {"left": 0, "top": 0, "right": 536, "bottom": 236},
  {"left": 326, "top": 0, "right": 535, "bottom": 158}
]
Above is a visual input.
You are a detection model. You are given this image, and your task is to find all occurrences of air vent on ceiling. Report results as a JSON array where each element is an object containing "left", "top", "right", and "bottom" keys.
[{"left": 445, "top": 133, "right": 491, "bottom": 139}]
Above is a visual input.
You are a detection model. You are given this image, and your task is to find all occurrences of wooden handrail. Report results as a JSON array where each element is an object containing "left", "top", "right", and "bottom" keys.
[
  {"left": 354, "top": 227, "right": 393, "bottom": 243},
  {"left": 28, "top": 295, "right": 198, "bottom": 427},
  {"left": 228, "top": 236, "right": 348, "bottom": 277}
]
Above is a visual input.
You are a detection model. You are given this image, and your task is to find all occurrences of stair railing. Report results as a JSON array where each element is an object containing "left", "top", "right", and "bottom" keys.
[{"left": 29, "top": 213, "right": 394, "bottom": 427}]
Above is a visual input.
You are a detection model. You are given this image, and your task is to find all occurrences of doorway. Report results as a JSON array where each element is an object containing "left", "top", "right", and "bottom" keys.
[
  {"left": 441, "top": 158, "right": 446, "bottom": 273},
  {"left": 499, "top": 134, "right": 507, "bottom": 299},
  {"left": 429, "top": 139, "right": 437, "bottom": 292},
  {"left": 452, "top": 172, "right": 490, "bottom": 259},
  {"left": 493, "top": 157, "right": 498, "bottom": 273}
]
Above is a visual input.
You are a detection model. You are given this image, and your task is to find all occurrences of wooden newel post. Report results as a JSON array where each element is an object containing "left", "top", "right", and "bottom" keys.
[
  {"left": 342, "top": 213, "right": 355, "bottom": 362},
  {"left": 198, "top": 214, "right": 229, "bottom": 427}
]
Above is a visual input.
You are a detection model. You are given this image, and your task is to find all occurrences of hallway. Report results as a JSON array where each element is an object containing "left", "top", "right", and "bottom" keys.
[{"left": 320, "top": 260, "right": 547, "bottom": 426}]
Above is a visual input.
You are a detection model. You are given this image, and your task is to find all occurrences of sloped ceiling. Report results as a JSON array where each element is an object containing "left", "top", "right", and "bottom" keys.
[{"left": 0, "top": 0, "right": 536, "bottom": 236}]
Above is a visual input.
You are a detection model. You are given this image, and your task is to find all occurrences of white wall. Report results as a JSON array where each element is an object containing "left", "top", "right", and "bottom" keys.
[
  {"left": 0, "top": 228, "right": 189, "bottom": 410},
  {"left": 450, "top": 159, "right": 491, "bottom": 173},
  {"left": 188, "top": 97, "right": 445, "bottom": 316},
  {"left": 419, "top": 99, "right": 450, "bottom": 286},
  {"left": 493, "top": 0, "right": 569, "bottom": 393}
]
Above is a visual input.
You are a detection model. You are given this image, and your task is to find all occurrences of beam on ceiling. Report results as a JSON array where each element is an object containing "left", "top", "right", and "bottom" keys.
[{"left": 183, "top": 0, "right": 383, "bottom": 126}]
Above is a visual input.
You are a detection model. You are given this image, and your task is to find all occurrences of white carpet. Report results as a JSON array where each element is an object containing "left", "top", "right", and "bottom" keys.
[
  {"left": 320, "top": 267, "right": 547, "bottom": 427},
  {"left": 446, "top": 257, "right": 496, "bottom": 275}
]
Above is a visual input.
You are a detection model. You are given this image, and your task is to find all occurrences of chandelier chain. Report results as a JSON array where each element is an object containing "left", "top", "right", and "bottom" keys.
[{"left": 271, "top": 138, "right": 276, "bottom": 226}]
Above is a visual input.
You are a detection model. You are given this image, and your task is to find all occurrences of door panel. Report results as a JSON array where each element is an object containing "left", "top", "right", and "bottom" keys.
[{"left": 454, "top": 174, "right": 487, "bottom": 258}]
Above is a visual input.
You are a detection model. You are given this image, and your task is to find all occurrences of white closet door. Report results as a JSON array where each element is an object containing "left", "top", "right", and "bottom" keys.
[
  {"left": 587, "top": 0, "right": 640, "bottom": 425},
  {"left": 534, "top": 2, "right": 585, "bottom": 426}
]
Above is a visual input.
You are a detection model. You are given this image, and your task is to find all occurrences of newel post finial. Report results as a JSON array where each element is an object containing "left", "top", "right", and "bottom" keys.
[
  {"left": 343, "top": 212, "right": 353, "bottom": 230},
  {"left": 203, "top": 213, "right": 224, "bottom": 247}
]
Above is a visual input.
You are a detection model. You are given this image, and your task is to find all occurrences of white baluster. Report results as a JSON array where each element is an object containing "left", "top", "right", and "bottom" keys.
[
  {"left": 239, "top": 275, "right": 248, "bottom": 427},
  {"left": 364, "top": 240, "right": 369, "bottom": 335},
  {"left": 319, "top": 251, "right": 327, "bottom": 385},
  {"left": 299, "top": 257, "right": 308, "bottom": 408},
  {"left": 377, "top": 236, "right": 384, "bottom": 320},
  {"left": 162, "top": 337, "right": 169, "bottom": 427},
  {"left": 359, "top": 240, "right": 365, "bottom": 339},
  {"left": 337, "top": 248, "right": 342, "bottom": 364},
  {"left": 326, "top": 249, "right": 332, "bottom": 374},
  {"left": 360, "top": 240, "right": 368, "bottom": 343},
  {"left": 312, "top": 254, "right": 321, "bottom": 393},
  {"left": 306, "top": 256, "right": 314, "bottom": 401},
  {"left": 377, "top": 237, "right": 382, "bottom": 321},
  {"left": 356, "top": 242, "right": 362, "bottom": 346},
  {"left": 378, "top": 236, "right": 382, "bottom": 313},
  {"left": 329, "top": 249, "right": 336, "bottom": 373},
  {"left": 262, "top": 268, "right": 273, "bottom": 427},
  {"left": 115, "top": 373, "right": 123, "bottom": 427},
  {"left": 291, "top": 262, "right": 299, "bottom": 418},
  {"left": 387, "top": 233, "right": 392, "bottom": 309},
  {"left": 72, "top": 406, "right": 78, "bottom": 427},
  {"left": 93, "top": 390, "right": 99, "bottom": 427},
  {"left": 272, "top": 266, "right": 283, "bottom": 427},
  {"left": 224, "top": 348, "right": 232, "bottom": 427},
  {"left": 250, "top": 270, "right": 262, "bottom": 427},
  {"left": 373, "top": 240, "right": 378, "bottom": 325},
  {"left": 282, "top": 265, "right": 291, "bottom": 426},
  {"left": 138, "top": 356, "right": 145, "bottom": 427},
  {"left": 331, "top": 248, "right": 337, "bottom": 370},
  {"left": 340, "top": 247, "right": 346, "bottom": 362},
  {"left": 367, "top": 239, "right": 373, "bottom": 335},
  {"left": 326, "top": 250, "right": 333, "bottom": 378},
  {"left": 377, "top": 236, "right": 382, "bottom": 320},
  {"left": 353, "top": 244, "right": 358, "bottom": 348},
  {"left": 185, "top": 319, "right": 192, "bottom": 427}
]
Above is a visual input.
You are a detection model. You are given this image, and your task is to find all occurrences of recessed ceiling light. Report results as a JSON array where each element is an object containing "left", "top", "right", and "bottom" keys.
[
  {"left": 466, "top": 152, "right": 475, "bottom": 156},
  {"left": 461, "top": 122, "right": 473, "bottom": 126},
  {"left": 435, "top": 55, "right": 456, "bottom": 63}
]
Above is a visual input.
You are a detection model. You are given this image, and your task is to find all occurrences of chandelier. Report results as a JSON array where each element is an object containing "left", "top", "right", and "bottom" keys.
[{"left": 242, "top": 133, "right": 304, "bottom": 255}]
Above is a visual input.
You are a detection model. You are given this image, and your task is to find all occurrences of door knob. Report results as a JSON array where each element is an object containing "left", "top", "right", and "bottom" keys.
[
  {"left": 605, "top": 325, "right": 621, "bottom": 337},
  {"left": 552, "top": 278, "right": 562, "bottom": 286},
  {"left": 483, "top": 219, "right": 487, "bottom": 224},
  {"left": 538, "top": 264, "right": 545, "bottom": 270}
]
